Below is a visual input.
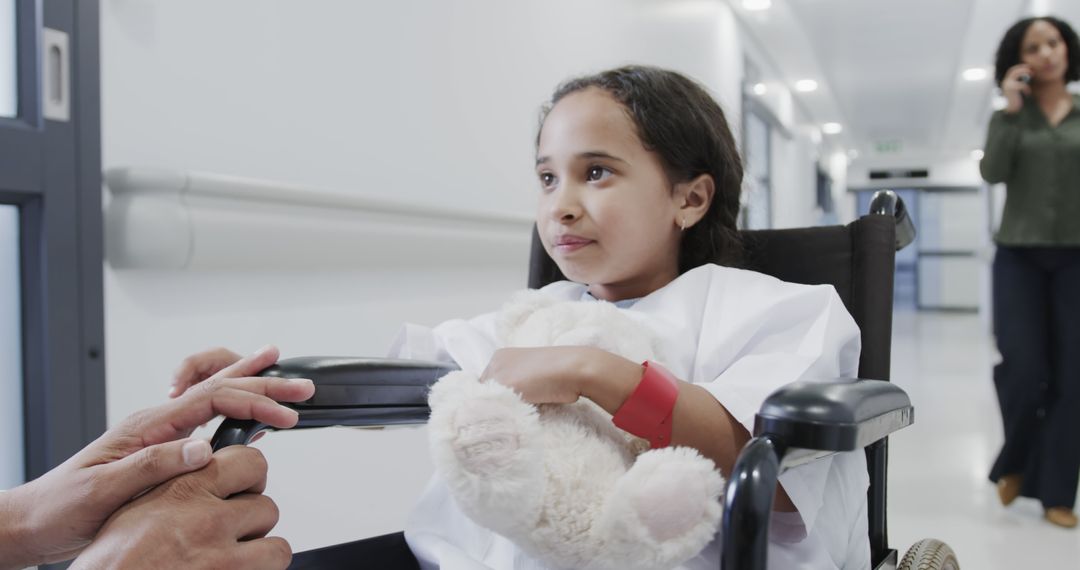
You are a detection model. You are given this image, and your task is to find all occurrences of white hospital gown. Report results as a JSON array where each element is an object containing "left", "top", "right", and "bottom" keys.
[{"left": 390, "top": 264, "right": 871, "bottom": 570}]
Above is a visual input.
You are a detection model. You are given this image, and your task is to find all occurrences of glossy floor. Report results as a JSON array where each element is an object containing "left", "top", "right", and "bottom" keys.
[{"left": 887, "top": 310, "right": 1080, "bottom": 568}]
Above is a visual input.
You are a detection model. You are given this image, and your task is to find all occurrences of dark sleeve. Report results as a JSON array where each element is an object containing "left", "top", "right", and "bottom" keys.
[{"left": 979, "top": 110, "right": 1022, "bottom": 184}]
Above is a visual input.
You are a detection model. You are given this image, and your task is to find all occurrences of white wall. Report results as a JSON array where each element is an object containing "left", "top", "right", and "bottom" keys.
[
  {"left": 770, "top": 129, "right": 821, "bottom": 228},
  {"left": 739, "top": 18, "right": 841, "bottom": 228},
  {"left": 101, "top": 0, "right": 744, "bottom": 552},
  {"left": 0, "top": 0, "right": 16, "bottom": 119}
]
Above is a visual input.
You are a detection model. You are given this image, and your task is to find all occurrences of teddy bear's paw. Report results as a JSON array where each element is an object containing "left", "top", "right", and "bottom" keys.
[
  {"left": 453, "top": 399, "right": 530, "bottom": 475},
  {"left": 430, "top": 378, "right": 545, "bottom": 472},
  {"left": 428, "top": 381, "right": 547, "bottom": 535},
  {"left": 628, "top": 447, "right": 724, "bottom": 541},
  {"left": 593, "top": 447, "right": 723, "bottom": 569}
]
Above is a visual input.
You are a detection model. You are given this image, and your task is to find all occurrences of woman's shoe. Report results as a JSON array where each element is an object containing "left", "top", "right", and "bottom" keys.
[
  {"left": 997, "top": 474, "right": 1023, "bottom": 506},
  {"left": 1045, "top": 507, "right": 1078, "bottom": 528}
]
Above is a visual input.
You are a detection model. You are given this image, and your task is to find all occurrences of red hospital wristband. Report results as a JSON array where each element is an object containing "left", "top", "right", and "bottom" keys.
[{"left": 612, "top": 361, "right": 679, "bottom": 448}]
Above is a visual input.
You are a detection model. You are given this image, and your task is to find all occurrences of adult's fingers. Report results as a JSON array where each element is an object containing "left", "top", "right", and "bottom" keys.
[
  {"left": 184, "top": 380, "right": 312, "bottom": 428},
  {"left": 131, "top": 377, "right": 314, "bottom": 447},
  {"left": 197, "top": 446, "right": 270, "bottom": 498},
  {"left": 223, "top": 493, "right": 281, "bottom": 541},
  {"left": 228, "top": 537, "right": 292, "bottom": 570},
  {"left": 209, "top": 345, "right": 281, "bottom": 382},
  {"left": 194, "top": 374, "right": 316, "bottom": 406},
  {"left": 171, "top": 347, "right": 244, "bottom": 398},
  {"left": 93, "top": 438, "right": 213, "bottom": 509}
]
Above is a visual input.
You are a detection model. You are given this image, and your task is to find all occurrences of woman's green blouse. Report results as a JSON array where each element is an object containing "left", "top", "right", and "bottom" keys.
[{"left": 980, "top": 94, "right": 1080, "bottom": 246}]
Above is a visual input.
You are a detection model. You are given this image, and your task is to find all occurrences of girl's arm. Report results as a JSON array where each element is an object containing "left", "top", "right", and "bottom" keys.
[{"left": 481, "top": 346, "right": 796, "bottom": 511}]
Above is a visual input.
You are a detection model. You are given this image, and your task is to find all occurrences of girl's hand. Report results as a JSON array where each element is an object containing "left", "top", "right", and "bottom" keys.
[
  {"left": 1002, "top": 64, "right": 1033, "bottom": 113},
  {"left": 480, "top": 346, "right": 644, "bottom": 412},
  {"left": 480, "top": 347, "right": 597, "bottom": 404}
]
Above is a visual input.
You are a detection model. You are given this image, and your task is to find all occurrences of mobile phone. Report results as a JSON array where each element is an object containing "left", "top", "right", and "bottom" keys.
[{"left": 1018, "top": 73, "right": 1031, "bottom": 84}]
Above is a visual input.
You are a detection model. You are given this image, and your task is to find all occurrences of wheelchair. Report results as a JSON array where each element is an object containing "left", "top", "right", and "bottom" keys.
[{"left": 212, "top": 190, "right": 957, "bottom": 569}]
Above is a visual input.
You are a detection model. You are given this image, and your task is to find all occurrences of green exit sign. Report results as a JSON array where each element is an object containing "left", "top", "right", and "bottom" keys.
[{"left": 875, "top": 140, "right": 903, "bottom": 153}]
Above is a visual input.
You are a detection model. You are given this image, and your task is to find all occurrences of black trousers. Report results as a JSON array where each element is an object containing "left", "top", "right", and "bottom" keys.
[{"left": 989, "top": 245, "right": 1080, "bottom": 508}]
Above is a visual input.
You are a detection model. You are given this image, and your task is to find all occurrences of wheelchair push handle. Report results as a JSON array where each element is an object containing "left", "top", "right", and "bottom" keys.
[
  {"left": 212, "top": 418, "right": 268, "bottom": 450},
  {"left": 869, "top": 189, "right": 916, "bottom": 251}
]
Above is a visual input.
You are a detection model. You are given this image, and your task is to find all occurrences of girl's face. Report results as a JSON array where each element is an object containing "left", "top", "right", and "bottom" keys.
[
  {"left": 535, "top": 87, "right": 689, "bottom": 302},
  {"left": 1021, "top": 20, "right": 1069, "bottom": 84}
]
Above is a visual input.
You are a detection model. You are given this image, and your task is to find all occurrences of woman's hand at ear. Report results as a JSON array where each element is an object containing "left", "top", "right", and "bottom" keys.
[{"left": 1002, "top": 64, "right": 1033, "bottom": 113}]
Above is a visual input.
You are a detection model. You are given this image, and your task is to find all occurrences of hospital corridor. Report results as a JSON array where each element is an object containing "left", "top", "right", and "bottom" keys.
[
  {"left": 887, "top": 310, "right": 1080, "bottom": 568},
  {"left": 4, "top": 0, "right": 1080, "bottom": 569}
]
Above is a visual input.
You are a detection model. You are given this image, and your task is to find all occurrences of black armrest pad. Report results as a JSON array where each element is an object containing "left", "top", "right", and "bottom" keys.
[
  {"left": 211, "top": 357, "right": 459, "bottom": 449},
  {"left": 753, "top": 378, "right": 913, "bottom": 452},
  {"left": 261, "top": 357, "right": 459, "bottom": 409}
]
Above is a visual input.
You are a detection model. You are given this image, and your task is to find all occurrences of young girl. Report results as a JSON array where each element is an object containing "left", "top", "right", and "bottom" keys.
[
  {"left": 393, "top": 66, "right": 870, "bottom": 569},
  {"left": 174, "top": 66, "right": 871, "bottom": 568}
]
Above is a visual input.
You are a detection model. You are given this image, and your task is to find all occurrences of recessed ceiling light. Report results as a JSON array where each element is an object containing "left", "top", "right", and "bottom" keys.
[
  {"left": 743, "top": 0, "right": 772, "bottom": 11},
  {"left": 971, "top": 149, "right": 985, "bottom": 160},
  {"left": 822, "top": 122, "right": 843, "bottom": 134},
  {"left": 795, "top": 79, "right": 819, "bottom": 92},
  {"left": 962, "top": 68, "right": 989, "bottom": 81},
  {"left": 753, "top": 83, "right": 767, "bottom": 95}
]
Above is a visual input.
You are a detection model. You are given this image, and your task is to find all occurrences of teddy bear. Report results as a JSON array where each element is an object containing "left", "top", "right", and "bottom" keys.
[{"left": 427, "top": 290, "right": 725, "bottom": 570}]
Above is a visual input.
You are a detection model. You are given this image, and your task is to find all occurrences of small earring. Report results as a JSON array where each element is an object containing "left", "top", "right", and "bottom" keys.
[{"left": 680, "top": 218, "right": 687, "bottom": 231}]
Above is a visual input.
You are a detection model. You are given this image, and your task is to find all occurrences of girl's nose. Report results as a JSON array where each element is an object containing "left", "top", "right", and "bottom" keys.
[{"left": 550, "top": 186, "right": 582, "bottom": 223}]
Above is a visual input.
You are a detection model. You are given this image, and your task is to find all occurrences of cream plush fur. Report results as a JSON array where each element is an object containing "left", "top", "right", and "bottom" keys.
[{"left": 428, "top": 291, "right": 724, "bottom": 570}]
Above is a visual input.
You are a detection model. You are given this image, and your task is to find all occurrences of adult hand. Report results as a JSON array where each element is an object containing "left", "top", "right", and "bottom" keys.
[
  {"left": 170, "top": 346, "right": 244, "bottom": 397},
  {"left": 0, "top": 345, "right": 313, "bottom": 568},
  {"left": 1002, "top": 63, "right": 1033, "bottom": 113},
  {"left": 70, "top": 446, "right": 291, "bottom": 570}
]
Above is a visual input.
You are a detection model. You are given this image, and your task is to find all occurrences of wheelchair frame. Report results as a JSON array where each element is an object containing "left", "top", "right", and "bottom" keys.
[{"left": 213, "top": 190, "right": 917, "bottom": 570}]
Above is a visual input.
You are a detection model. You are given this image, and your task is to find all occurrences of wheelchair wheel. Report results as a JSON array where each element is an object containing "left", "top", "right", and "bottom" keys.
[{"left": 898, "top": 538, "right": 959, "bottom": 570}]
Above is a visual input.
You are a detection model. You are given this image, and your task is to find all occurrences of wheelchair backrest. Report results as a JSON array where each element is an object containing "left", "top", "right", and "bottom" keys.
[{"left": 528, "top": 214, "right": 898, "bottom": 381}]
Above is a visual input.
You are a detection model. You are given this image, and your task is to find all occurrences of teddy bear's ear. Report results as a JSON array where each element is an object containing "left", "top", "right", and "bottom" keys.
[{"left": 495, "top": 290, "right": 558, "bottom": 342}]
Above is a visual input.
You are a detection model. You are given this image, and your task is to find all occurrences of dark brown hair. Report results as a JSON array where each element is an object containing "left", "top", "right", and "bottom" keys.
[{"left": 994, "top": 16, "right": 1080, "bottom": 86}]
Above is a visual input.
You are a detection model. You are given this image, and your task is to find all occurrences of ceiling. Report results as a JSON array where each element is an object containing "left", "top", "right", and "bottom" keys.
[{"left": 729, "top": 0, "right": 1080, "bottom": 166}]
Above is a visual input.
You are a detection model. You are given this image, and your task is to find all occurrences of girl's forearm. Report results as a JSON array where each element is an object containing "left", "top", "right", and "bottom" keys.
[{"left": 577, "top": 348, "right": 795, "bottom": 511}]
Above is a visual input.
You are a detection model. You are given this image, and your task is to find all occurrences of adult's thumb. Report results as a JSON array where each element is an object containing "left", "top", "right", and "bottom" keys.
[{"left": 98, "top": 438, "right": 213, "bottom": 506}]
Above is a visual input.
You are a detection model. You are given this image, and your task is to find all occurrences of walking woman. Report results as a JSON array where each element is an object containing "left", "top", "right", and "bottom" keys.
[{"left": 980, "top": 15, "right": 1080, "bottom": 529}]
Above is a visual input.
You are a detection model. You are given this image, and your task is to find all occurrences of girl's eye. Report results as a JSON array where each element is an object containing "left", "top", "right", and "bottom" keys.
[
  {"left": 586, "top": 166, "right": 611, "bottom": 182},
  {"left": 539, "top": 172, "right": 556, "bottom": 189}
]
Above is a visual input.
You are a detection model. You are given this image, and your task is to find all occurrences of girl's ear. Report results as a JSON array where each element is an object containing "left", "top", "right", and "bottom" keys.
[{"left": 673, "top": 174, "right": 715, "bottom": 229}]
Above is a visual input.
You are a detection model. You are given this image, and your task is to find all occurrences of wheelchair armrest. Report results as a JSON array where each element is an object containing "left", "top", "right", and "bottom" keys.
[
  {"left": 211, "top": 357, "right": 458, "bottom": 450},
  {"left": 722, "top": 378, "right": 913, "bottom": 570},
  {"left": 753, "top": 378, "right": 914, "bottom": 452}
]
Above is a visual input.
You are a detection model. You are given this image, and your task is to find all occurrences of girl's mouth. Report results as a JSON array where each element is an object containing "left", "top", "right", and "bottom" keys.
[{"left": 554, "top": 235, "right": 595, "bottom": 253}]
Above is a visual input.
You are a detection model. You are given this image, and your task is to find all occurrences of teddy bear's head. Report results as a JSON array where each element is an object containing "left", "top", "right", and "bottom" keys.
[{"left": 495, "top": 290, "right": 659, "bottom": 364}]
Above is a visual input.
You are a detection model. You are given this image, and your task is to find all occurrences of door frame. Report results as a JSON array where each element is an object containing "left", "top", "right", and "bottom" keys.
[{"left": 0, "top": 0, "right": 104, "bottom": 483}]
